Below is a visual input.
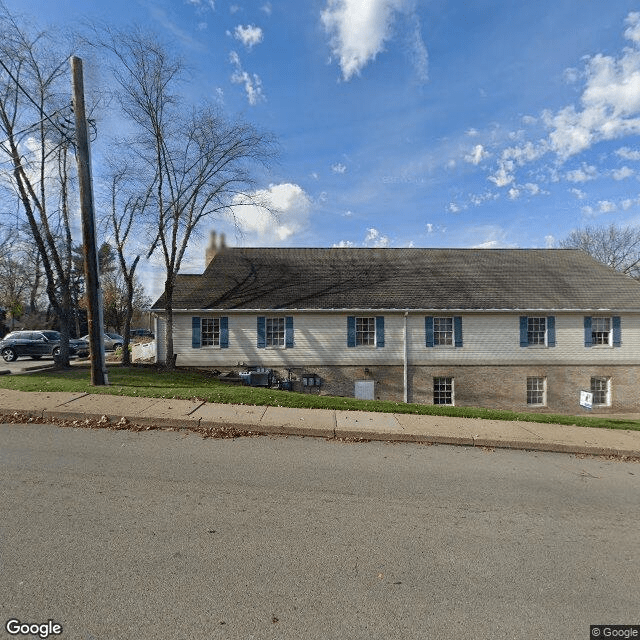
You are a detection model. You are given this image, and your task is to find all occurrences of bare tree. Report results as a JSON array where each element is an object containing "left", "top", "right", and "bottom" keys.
[
  {"left": 92, "top": 27, "right": 275, "bottom": 367},
  {"left": 101, "top": 159, "right": 152, "bottom": 365},
  {"left": 560, "top": 224, "right": 640, "bottom": 278},
  {"left": 0, "top": 5, "right": 81, "bottom": 364}
]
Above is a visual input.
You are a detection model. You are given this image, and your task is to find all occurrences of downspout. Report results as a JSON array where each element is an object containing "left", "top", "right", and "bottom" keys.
[{"left": 403, "top": 311, "right": 408, "bottom": 403}]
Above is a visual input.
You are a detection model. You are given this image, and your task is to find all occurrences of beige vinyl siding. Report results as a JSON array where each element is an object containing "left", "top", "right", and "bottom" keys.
[{"left": 170, "top": 311, "right": 640, "bottom": 368}]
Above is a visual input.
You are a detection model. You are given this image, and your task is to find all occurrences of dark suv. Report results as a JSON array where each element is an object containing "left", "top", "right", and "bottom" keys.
[{"left": 0, "top": 330, "right": 90, "bottom": 362}]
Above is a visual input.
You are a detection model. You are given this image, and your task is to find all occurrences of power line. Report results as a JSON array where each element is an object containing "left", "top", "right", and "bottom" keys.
[{"left": 0, "top": 57, "right": 74, "bottom": 142}]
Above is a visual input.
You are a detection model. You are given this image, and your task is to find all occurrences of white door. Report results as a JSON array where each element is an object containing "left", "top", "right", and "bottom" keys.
[{"left": 354, "top": 380, "right": 375, "bottom": 400}]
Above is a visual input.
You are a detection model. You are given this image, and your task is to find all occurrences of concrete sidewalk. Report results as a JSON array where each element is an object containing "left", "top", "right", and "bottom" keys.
[{"left": 1, "top": 387, "right": 639, "bottom": 457}]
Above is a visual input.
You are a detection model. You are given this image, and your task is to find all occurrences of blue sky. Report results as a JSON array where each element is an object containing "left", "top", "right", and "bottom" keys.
[{"left": 5, "top": 0, "right": 640, "bottom": 297}]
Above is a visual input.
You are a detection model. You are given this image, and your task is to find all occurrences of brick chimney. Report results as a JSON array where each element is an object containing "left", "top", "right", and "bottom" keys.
[{"left": 205, "top": 231, "right": 226, "bottom": 267}]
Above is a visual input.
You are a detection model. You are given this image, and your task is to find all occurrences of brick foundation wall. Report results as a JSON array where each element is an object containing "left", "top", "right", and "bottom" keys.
[{"left": 270, "top": 364, "right": 640, "bottom": 414}]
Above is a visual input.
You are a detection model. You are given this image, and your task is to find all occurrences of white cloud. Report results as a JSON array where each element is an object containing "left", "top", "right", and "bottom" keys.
[
  {"left": 545, "top": 14, "right": 640, "bottom": 160},
  {"left": 598, "top": 200, "right": 617, "bottom": 213},
  {"left": 465, "top": 144, "right": 489, "bottom": 165},
  {"left": 482, "top": 13, "right": 640, "bottom": 190},
  {"left": 625, "top": 11, "right": 640, "bottom": 43},
  {"left": 321, "top": 0, "right": 426, "bottom": 81},
  {"left": 616, "top": 146, "right": 640, "bottom": 160},
  {"left": 447, "top": 202, "right": 462, "bottom": 213},
  {"left": 234, "top": 24, "right": 264, "bottom": 49},
  {"left": 565, "top": 164, "right": 597, "bottom": 183},
  {"left": 343, "top": 210, "right": 353, "bottom": 217},
  {"left": 364, "top": 227, "right": 390, "bottom": 247},
  {"left": 545, "top": 235, "right": 555, "bottom": 248},
  {"left": 426, "top": 223, "right": 434, "bottom": 233},
  {"left": 508, "top": 188, "right": 520, "bottom": 200},
  {"left": 470, "top": 226, "right": 515, "bottom": 249},
  {"left": 229, "top": 51, "right": 265, "bottom": 105},
  {"left": 570, "top": 187, "right": 586, "bottom": 199},
  {"left": 612, "top": 166, "right": 634, "bottom": 180},
  {"left": 488, "top": 164, "right": 514, "bottom": 187},
  {"left": 333, "top": 240, "right": 356, "bottom": 247},
  {"left": 261, "top": 3, "right": 272, "bottom": 15},
  {"left": 231, "top": 183, "right": 311, "bottom": 242},
  {"left": 331, "top": 162, "right": 347, "bottom": 174}
]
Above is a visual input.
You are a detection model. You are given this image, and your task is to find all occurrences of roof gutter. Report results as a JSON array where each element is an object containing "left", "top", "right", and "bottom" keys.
[{"left": 155, "top": 307, "right": 640, "bottom": 314}]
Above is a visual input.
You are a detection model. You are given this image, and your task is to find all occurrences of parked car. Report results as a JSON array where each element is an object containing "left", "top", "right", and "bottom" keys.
[
  {"left": 130, "top": 328, "right": 154, "bottom": 338},
  {"left": 80, "top": 332, "right": 124, "bottom": 351},
  {"left": 0, "top": 330, "right": 89, "bottom": 362}
]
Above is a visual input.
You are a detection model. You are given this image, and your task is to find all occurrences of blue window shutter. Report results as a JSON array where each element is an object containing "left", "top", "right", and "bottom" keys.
[
  {"left": 613, "top": 316, "right": 621, "bottom": 347},
  {"left": 192, "top": 317, "right": 201, "bottom": 349},
  {"left": 220, "top": 317, "right": 229, "bottom": 348},
  {"left": 454, "top": 316, "right": 463, "bottom": 347},
  {"left": 257, "top": 316, "right": 266, "bottom": 348},
  {"left": 347, "top": 316, "right": 356, "bottom": 347},
  {"left": 425, "top": 316, "right": 434, "bottom": 347},
  {"left": 285, "top": 316, "right": 294, "bottom": 348},
  {"left": 584, "top": 316, "right": 592, "bottom": 347},
  {"left": 547, "top": 316, "right": 556, "bottom": 347},
  {"left": 519, "top": 316, "right": 528, "bottom": 347},
  {"left": 376, "top": 316, "right": 385, "bottom": 348}
]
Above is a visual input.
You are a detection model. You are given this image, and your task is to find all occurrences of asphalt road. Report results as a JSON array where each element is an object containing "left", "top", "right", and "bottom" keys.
[{"left": 0, "top": 424, "right": 638, "bottom": 640}]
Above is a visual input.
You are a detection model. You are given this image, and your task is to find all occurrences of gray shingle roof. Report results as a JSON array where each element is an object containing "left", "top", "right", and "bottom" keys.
[{"left": 151, "top": 248, "right": 640, "bottom": 311}]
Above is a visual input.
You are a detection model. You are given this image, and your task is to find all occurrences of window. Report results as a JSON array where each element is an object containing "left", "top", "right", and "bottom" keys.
[
  {"left": 527, "top": 377, "right": 546, "bottom": 406},
  {"left": 192, "top": 317, "right": 228, "bottom": 349},
  {"left": 425, "top": 316, "right": 463, "bottom": 348},
  {"left": 257, "top": 316, "right": 293, "bottom": 349},
  {"left": 584, "top": 316, "right": 621, "bottom": 348},
  {"left": 201, "top": 318, "right": 220, "bottom": 346},
  {"left": 434, "top": 317, "right": 453, "bottom": 346},
  {"left": 527, "top": 317, "right": 546, "bottom": 345},
  {"left": 520, "top": 316, "right": 555, "bottom": 347},
  {"left": 592, "top": 317, "right": 611, "bottom": 345},
  {"left": 356, "top": 317, "right": 376, "bottom": 346},
  {"left": 433, "top": 377, "right": 454, "bottom": 405},
  {"left": 347, "top": 316, "right": 384, "bottom": 348},
  {"left": 266, "top": 317, "right": 285, "bottom": 347},
  {"left": 591, "top": 377, "right": 611, "bottom": 406}
]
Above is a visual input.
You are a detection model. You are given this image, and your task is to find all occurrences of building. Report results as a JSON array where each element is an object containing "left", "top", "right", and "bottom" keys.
[{"left": 151, "top": 236, "right": 640, "bottom": 414}]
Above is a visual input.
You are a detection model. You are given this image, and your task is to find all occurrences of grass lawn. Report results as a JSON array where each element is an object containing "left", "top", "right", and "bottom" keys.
[{"left": 0, "top": 363, "right": 638, "bottom": 431}]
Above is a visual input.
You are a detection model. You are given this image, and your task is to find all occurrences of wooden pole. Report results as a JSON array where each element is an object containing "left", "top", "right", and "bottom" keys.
[{"left": 71, "top": 56, "right": 108, "bottom": 385}]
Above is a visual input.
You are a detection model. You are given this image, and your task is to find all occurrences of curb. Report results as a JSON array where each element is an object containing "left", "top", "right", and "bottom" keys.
[{"left": 2, "top": 406, "right": 639, "bottom": 458}]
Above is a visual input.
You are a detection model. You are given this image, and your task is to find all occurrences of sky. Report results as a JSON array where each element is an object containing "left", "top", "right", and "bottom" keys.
[{"left": 4, "top": 0, "right": 640, "bottom": 299}]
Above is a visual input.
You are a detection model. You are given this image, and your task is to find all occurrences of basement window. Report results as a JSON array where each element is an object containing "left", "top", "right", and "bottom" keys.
[
  {"left": 433, "top": 377, "right": 454, "bottom": 405},
  {"left": 526, "top": 377, "right": 546, "bottom": 406},
  {"left": 591, "top": 377, "right": 611, "bottom": 406}
]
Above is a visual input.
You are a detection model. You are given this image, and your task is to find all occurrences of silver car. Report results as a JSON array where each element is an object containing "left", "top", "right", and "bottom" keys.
[{"left": 80, "top": 333, "right": 124, "bottom": 351}]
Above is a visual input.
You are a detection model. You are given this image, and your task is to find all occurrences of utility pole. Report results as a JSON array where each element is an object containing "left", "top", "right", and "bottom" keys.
[{"left": 71, "top": 56, "right": 108, "bottom": 385}]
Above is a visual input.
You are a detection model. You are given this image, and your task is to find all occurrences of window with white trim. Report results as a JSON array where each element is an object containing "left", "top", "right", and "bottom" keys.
[
  {"left": 266, "top": 317, "right": 285, "bottom": 347},
  {"left": 433, "top": 377, "right": 454, "bottom": 405},
  {"left": 201, "top": 318, "right": 220, "bottom": 346},
  {"left": 526, "top": 377, "right": 546, "bottom": 406},
  {"left": 356, "top": 317, "right": 376, "bottom": 346},
  {"left": 591, "top": 377, "right": 611, "bottom": 406},
  {"left": 527, "top": 317, "right": 546, "bottom": 345},
  {"left": 433, "top": 317, "right": 454, "bottom": 346},
  {"left": 591, "top": 317, "right": 611, "bottom": 346}
]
